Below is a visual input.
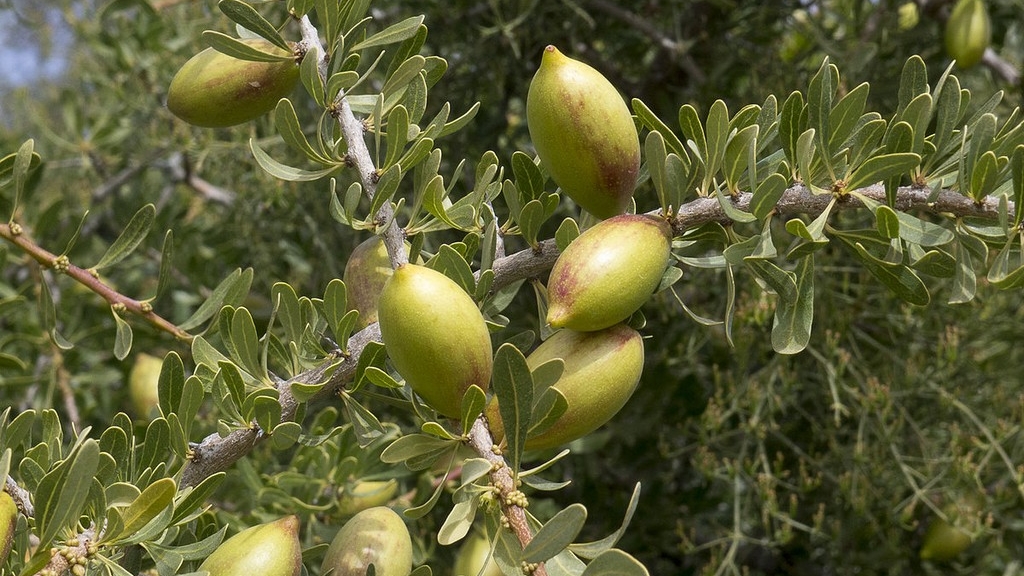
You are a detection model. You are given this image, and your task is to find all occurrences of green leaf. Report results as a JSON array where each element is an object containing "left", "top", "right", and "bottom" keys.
[
  {"left": 492, "top": 343, "right": 534, "bottom": 475},
  {"left": 554, "top": 218, "right": 580, "bottom": 252},
  {"left": 828, "top": 82, "right": 869, "bottom": 151},
  {"left": 155, "top": 230, "right": 173, "bottom": 302},
  {"left": 380, "top": 433, "right": 455, "bottom": 464},
  {"left": 218, "top": 0, "right": 288, "bottom": 50},
  {"left": 897, "top": 55, "right": 928, "bottom": 112},
  {"left": 704, "top": 100, "right": 730, "bottom": 190},
  {"left": 632, "top": 98, "right": 685, "bottom": 156},
  {"left": 138, "top": 417, "right": 171, "bottom": 473},
  {"left": 969, "top": 150, "right": 1000, "bottom": 202},
  {"left": 715, "top": 189, "right": 756, "bottom": 223},
  {"left": 580, "top": 549, "right": 650, "bottom": 576},
  {"left": 894, "top": 212, "right": 954, "bottom": 247},
  {"left": 771, "top": 255, "right": 814, "bottom": 354},
  {"left": 250, "top": 138, "right": 340, "bottom": 181},
  {"left": 570, "top": 483, "right": 642, "bottom": 560},
  {"left": 744, "top": 258, "right": 797, "bottom": 301},
  {"left": 35, "top": 439, "right": 100, "bottom": 550},
  {"left": 874, "top": 205, "right": 900, "bottom": 239},
  {"left": 780, "top": 91, "right": 805, "bottom": 172},
  {"left": 678, "top": 104, "right": 706, "bottom": 160},
  {"left": 271, "top": 282, "right": 304, "bottom": 344},
  {"left": 751, "top": 173, "right": 788, "bottom": 220},
  {"left": 723, "top": 125, "right": 758, "bottom": 192},
  {"left": 1012, "top": 146, "right": 1024, "bottom": 227},
  {"left": 9, "top": 139, "right": 37, "bottom": 216},
  {"left": 460, "top": 385, "right": 486, "bottom": 436},
  {"left": 171, "top": 472, "right": 226, "bottom": 526},
  {"left": 845, "top": 153, "right": 920, "bottom": 191},
  {"left": 512, "top": 151, "right": 546, "bottom": 201},
  {"left": 93, "top": 204, "right": 155, "bottom": 270},
  {"left": 227, "top": 307, "right": 263, "bottom": 378},
  {"left": 806, "top": 59, "right": 834, "bottom": 163},
  {"left": 342, "top": 394, "right": 386, "bottom": 447},
  {"left": 111, "top": 308, "right": 133, "bottom": 360},
  {"left": 845, "top": 239, "right": 931, "bottom": 305},
  {"left": 523, "top": 504, "right": 588, "bottom": 563},
  {"left": 350, "top": 15, "right": 425, "bottom": 52},
  {"left": 201, "top": 30, "right": 292, "bottom": 62},
  {"left": 299, "top": 43, "right": 326, "bottom": 107},
  {"left": 275, "top": 99, "right": 331, "bottom": 164},
  {"left": 425, "top": 244, "right": 476, "bottom": 296},
  {"left": 114, "top": 477, "right": 176, "bottom": 543},
  {"left": 177, "top": 268, "right": 252, "bottom": 331}
]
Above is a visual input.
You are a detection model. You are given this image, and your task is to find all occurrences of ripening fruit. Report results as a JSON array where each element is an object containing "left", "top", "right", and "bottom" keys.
[
  {"left": 453, "top": 532, "right": 503, "bottom": 576},
  {"left": 337, "top": 479, "right": 399, "bottom": 516},
  {"left": 321, "top": 507, "right": 413, "bottom": 576},
  {"left": 920, "top": 516, "right": 973, "bottom": 561},
  {"left": 378, "top": 264, "right": 493, "bottom": 417},
  {"left": 488, "top": 324, "right": 644, "bottom": 451},
  {"left": 167, "top": 38, "right": 300, "bottom": 127},
  {"left": 527, "top": 45, "right": 640, "bottom": 219},
  {"left": 547, "top": 214, "right": 673, "bottom": 332},
  {"left": 128, "top": 353, "right": 163, "bottom": 420},
  {"left": 199, "top": 516, "right": 302, "bottom": 576},
  {"left": 0, "top": 491, "right": 17, "bottom": 567},
  {"left": 344, "top": 237, "right": 395, "bottom": 330},
  {"left": 945, "top": 0, "right": 991, "bottom": 69}
]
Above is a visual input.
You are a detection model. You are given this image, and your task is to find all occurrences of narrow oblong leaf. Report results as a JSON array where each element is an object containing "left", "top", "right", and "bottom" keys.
[
  {"left": 492, "top": 343, "right": 534, "bottom": 474},
  {"left": 201, "top": 30, "right": 291, "bottom": 62},
  {"left": 522, "top": 504, "right": 588, "bottom": 563},
  {"left": 114, "top": 477, "right": 176, "bottom": 542},
  {"left": 845, "top": 153, "right": 920, "bottom": 191},
  {"left": 94, "top": 204, "right": 155, "bottom": 270},
  {"left": 218, "top": 0, "right": 288, "bottom": 49},
  {"left": 350, "top": 15, "right": 425, "bottom": 52},
  {"left": 580, "top": 549, "right": 650, "bottom": 576},
  {"left": 771, "top": 254, "right": 814, "bottom": 354}
]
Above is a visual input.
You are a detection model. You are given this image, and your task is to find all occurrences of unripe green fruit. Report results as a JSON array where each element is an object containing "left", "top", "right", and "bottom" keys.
[
  {"left": 199, "top": 515, "right": 302, "bottom": 576},
  {"left": 128, "top": 353, "right": 163, "bottom": 421},
  {"left": 167, "top": 39, "right": 300, "bottom": 127},
  {"left": 920, "top": 516, "right": 972, "bottom": 561},
  {"left": 378, "top": 263, "right": 493, "bottom": 418},
  {"left": 527, "top": 45, "right": 640, "bottom": 220},
  {"left": 337, "top": 479, "right": 399, "bottom": 516},
  {"left": 453, "top": 532, "right": 502, "bottom": 576},
  {"left": 945, "top": 0, "right": 991, "bottom": 69},
  {"left": 0, "top": 491, "right": 17, "bottom": 568},
  {"left": 321, "top": 507, "right": 412, "bottom": 576},
  {"left": 343, "top": 237, "right": 404, "bottom": 330},
  {"left": 547, "top": 214, "right": 672, "bottom": 332},
  {"left": 488, "top": 324, "right": 644, "bottom": 451}
]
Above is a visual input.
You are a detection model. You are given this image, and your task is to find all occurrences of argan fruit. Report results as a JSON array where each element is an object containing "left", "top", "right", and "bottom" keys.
[
  {"left": 167, "top": 38, "right": 300, "bottom": 127},
  {"left": 321, "top": 507, "right": 412, "bottom": 576},
  {"left": 337, "top": 479, "right": 399, "bottom": 517},
  {"left": 377, "top": 264, "right": 493, "bottom": 418},
  {"left": 128, "top": 353, "right": 163, "bottom": 421},
  {"left": 199, "top": 515, "right": 302, "bottom": 576},
  {"left": 487, "top": 324, "right": 644, "bottom": 451},
  {"left": 453, "top": 531, "right": 503, "bottom": 576},
  {"left": 0, "top": 490, "right": 17, "bottom": 567},
  {"left": 343, "top": 236, "right": 399, "bottom": 330},
  {"left": 920, "top": 515, "right": 973, "bottom": 561},
  {"left": 527, "top": 45, "right": 640, "bottom": 219},
  {"left": 945, "top": 0, "right": 991, "bottom": 69},
  {"left": 547, "top": 214, "right": 672, "bottom": 332}
]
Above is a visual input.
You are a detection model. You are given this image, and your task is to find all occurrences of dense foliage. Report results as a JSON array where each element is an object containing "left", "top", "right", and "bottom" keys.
[{"left": 1, "top": 1, "right": 1023, "bottom": 575}]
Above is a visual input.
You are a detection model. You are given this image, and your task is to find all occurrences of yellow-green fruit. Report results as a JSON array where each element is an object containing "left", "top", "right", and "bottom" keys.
[
  {"left": 0, "top": 491, "right": 17, "bottom": 567},
  {"left": 547, "top": 214, "right": 672, "bottom": 332},
  {"left": 488, "top": 324, "right": 644, "bottom": 451},
  {"left": 128, "top": 353, "right": 163, "bottom": 421},
  {"left": 321, "top": 507, "right": 412, "bottom": 576},
  {"left": 453, "top": 532, "right": 503, "bottom": 576},
  {"left": 344, "top": 237, "right": 395, "bottom": 330},
  {"left": 167, "top": 39, "right": 300, "bottom": 127},
  {"left": 337, "top": 479, "right": 399, "bottom": 516},
  {"left": 920, "top": 517, "right": 972, "bottom": 561},
  {"left": 378, "top": 264, "right": 493, "bottom": 418},
  {"left": 945, "top": 0, "right": 991, "bottom": 69},
  {"left": 199, "top": 516, "right": 302, "bottom": 576},
  {"left": 527, "top": 45, "right": 640, "bottom": 219}
]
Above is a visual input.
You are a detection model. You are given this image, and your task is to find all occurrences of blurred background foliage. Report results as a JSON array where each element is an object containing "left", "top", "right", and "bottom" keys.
[{"left": 1, "top": 0, "right": 1024, "bottom": 574}]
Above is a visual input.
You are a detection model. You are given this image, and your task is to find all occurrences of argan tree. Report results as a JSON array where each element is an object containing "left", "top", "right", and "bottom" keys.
[{"left": 1, "top": 1, "right": 1023, "bottom": 575}]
